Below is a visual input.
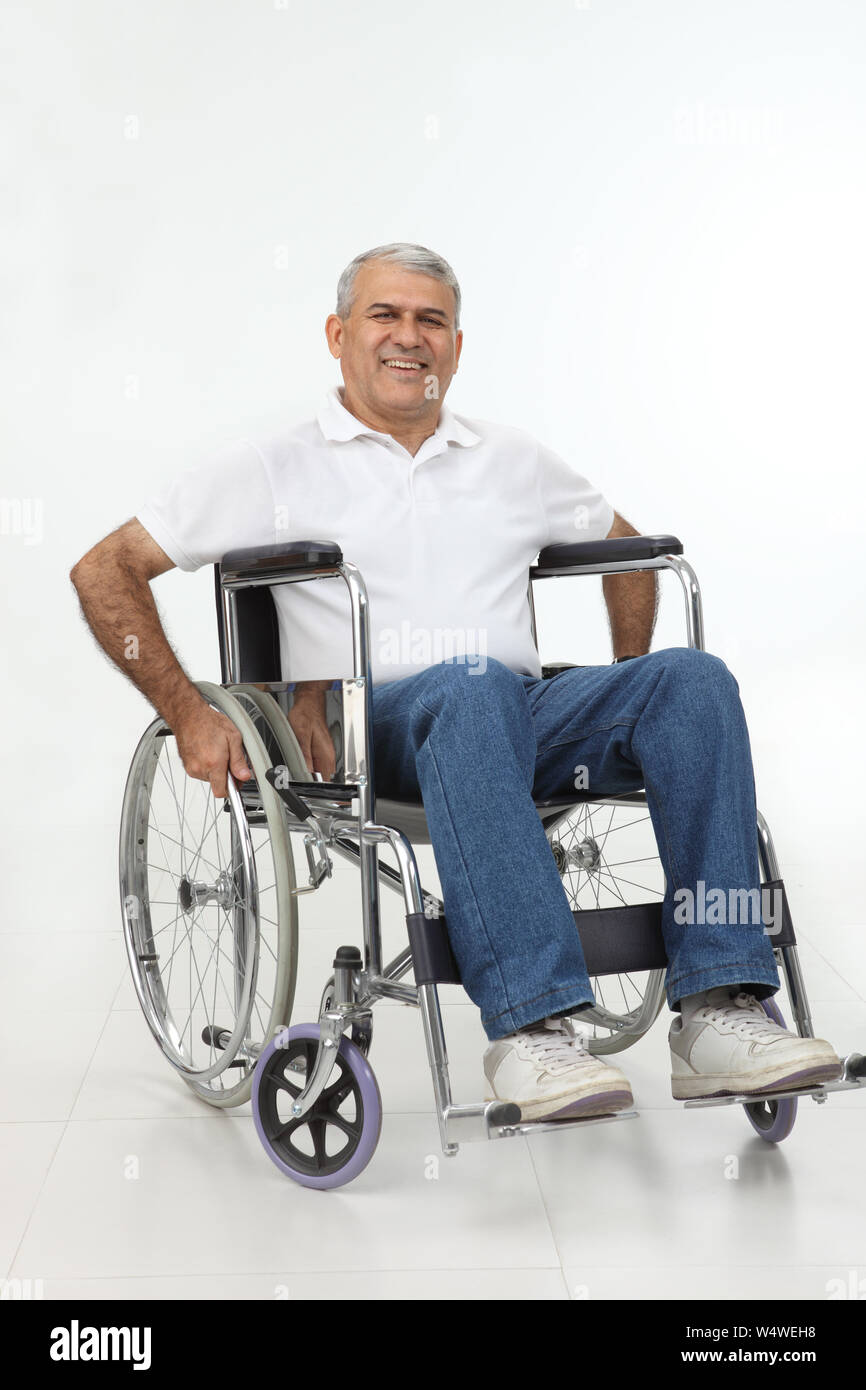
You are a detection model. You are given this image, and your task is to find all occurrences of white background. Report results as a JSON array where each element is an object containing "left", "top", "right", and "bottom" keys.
[{"left": 4, "top": 0, "right": 865, "bottom": 925}]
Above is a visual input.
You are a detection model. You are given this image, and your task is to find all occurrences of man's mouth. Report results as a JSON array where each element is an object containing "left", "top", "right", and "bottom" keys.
[{"left": 381, "top": 358, "right": 425, "bottom": 374}]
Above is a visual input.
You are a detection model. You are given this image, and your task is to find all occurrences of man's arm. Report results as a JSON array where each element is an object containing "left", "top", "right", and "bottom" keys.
[
  {"left": 601, "top": 510, "right": 658, "bottom": 658},
  {"left": 70, "top": 519, "right": 252, "bottom": 796}
]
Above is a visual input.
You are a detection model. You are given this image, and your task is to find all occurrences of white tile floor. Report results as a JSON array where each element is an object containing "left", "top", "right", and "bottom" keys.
[{"left": 2, "top": 829, "right": 865, "bottom": 1301}]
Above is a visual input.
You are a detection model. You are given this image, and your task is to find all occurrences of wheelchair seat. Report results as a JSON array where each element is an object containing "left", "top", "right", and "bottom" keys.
[{"left": 374, "top": 794, "right": 589, "bottom": 846}]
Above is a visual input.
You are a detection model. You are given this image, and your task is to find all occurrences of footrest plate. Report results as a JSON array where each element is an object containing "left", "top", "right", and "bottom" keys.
[
  {"left": 683, "top": 1083, "right": 828, "bottom": 1108},
  {"left": 492, "top": 1107, "right": 640, "bottom": 1138}
]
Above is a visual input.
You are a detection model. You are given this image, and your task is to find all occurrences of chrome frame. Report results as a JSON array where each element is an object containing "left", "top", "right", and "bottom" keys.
[
  {"left": 527, "top": 552, "right": 704, "bottom": 652},
  {"left": 218, "top": 545, "right": 861, "bottom": 1154}
]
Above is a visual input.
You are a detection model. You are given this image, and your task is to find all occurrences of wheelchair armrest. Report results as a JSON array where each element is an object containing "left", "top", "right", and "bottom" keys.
[
  {"left": 531, "top": 534, "right": 683, "bottom": 576},
  {"left": 219, "top": 540, "right": 343, "bottom": 583}
]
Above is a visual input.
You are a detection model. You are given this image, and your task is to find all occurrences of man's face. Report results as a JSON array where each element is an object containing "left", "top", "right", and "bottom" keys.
[{"left": 325, "top": 260, "right": 462, "bottom": 422}]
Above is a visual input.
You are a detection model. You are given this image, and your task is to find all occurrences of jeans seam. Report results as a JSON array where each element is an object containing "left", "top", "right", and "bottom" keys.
[
  {"left": 669, "top": 960, "right": 779, "bottom": 982},
  {"left": 667, "top": 964, "right": 780, "bottom": 1007},
  {"left": 642, "top": 769, "right": 684, "bottom": 895},
  {"left": 543, "top": 719, "right": 636, "bottom": 751},
  {"left": 415, "top": 709, "right": 515, "bottom": 1018},
  {"left": 628, "top": 659, "right": 687, "bottom": 890}
]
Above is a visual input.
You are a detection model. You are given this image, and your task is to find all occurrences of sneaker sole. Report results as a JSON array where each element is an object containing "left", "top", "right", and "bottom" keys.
[
  {"left": 671, "top": 1059, "right": 843, "bottom": 1101},
  {"left": 485, "top": 1084, "right": 634, "bottom": 1123},
  {"left": 543, "top": 1088, "right": 635, "bottom": 1121}
]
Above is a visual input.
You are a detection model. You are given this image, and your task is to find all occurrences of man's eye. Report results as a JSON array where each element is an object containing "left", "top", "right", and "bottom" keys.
[{"left": 371, "top": 312, "right": 443, "bottom": 325}]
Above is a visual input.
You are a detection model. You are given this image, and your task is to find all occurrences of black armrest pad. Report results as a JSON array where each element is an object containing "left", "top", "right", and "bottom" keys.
[
  {"left": 532, "top": 534, "right": 682, "bottom": 572},
  {"left": 220, "top": 540, "right": 343, "bottom": 580}
]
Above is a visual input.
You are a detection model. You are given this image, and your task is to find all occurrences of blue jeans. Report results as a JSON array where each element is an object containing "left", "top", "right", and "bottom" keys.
[{"left": 370, "top": 649, "right": 781, "bottom": 1041}]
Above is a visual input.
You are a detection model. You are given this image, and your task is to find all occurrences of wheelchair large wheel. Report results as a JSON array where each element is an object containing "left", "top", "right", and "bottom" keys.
[
  {"left": 546, "top": 796, "right": 666, "bottom": 1054},
  {"left": 119, "top": 681, "right": 297, "bottom": 1107},
  {"left": 743, "top": 997, "right": 798, "bottom": 1143},
  {"left": 252, "top": 1024, "right": 383, "bottom": 1189}
]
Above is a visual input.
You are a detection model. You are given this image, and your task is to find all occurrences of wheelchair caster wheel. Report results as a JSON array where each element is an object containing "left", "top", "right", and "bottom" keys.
[
  {"left": 252, "top": 1024, "right": 382, "bottom": 1189},
  {"left": 743, "top": 997, "right": 798, "bottom": 1143}
]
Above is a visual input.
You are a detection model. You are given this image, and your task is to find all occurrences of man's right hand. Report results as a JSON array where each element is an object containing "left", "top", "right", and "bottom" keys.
[
  {"left": 289, "top": 689, "right": 337, "bottom": 780},
  {"left": 173, "top": 702, "right": 253, "bottom": 799}
]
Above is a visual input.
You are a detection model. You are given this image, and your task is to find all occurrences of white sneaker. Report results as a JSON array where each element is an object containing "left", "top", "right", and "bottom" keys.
[
  {"left": 670, "top": 991, "right": 843, "bottom": 1100},
  {"left": 483, "top": 1016, "right": 634, "bottom": 1122}
]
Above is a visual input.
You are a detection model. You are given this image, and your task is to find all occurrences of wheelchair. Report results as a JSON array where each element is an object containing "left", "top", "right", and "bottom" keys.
[{"left": 119, "top": 534, "right": 866, "bottom": 1189}]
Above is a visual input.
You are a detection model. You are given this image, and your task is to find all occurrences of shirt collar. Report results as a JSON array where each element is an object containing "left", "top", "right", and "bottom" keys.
[{"left": 316, "top": 384, "right": 480, "bottom": 449}]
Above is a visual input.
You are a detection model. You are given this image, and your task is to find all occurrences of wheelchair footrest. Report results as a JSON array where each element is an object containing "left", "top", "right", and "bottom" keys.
[
  {"left": 491, "top": 1108, "right": 641, "bottom": 1139},
  {"left": 683, "top": 1082, "right": 832, "bottom": 1108},
  {"left": 442, "top": 1098, "right": 640, "bottom": 1146}
]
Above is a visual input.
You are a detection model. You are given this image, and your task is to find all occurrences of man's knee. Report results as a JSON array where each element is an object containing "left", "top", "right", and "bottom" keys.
[
  {"left": 647, "top": 646, "right": 740, "bottom": 701},
  {"left": 410, "top": 655, "right": 525, "bottom": 719}
]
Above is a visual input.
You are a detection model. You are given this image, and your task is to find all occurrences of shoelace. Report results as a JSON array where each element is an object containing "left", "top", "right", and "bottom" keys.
[
  {"left": 520, "top": 1018, "right": 594, "bottom": 1074},
  {"left": 701, "top": 992, "right": 787, "bottom": 1040}
]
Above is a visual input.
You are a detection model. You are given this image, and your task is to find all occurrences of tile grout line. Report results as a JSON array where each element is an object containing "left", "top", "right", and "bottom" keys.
[
  {"left": 523, "top": 1134, "right": 576, "bottom": 1294},
  {"left": 796, "top": 936, "right": 866, "bottom": 1007},
  {"left": 5, "top": 997, "right": 119, "bottom": 1281},
  {"left": 35, "top": 1264, "right": 568, "bottom": 1286}
]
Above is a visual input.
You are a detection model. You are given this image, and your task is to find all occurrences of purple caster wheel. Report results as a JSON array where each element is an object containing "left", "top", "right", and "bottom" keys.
[
  {"left": 252, "top": 1024, "right": 382, "bottom": 1189},
  {"left": 743, "top": 996, "right": 798, "bottom": 1143}
]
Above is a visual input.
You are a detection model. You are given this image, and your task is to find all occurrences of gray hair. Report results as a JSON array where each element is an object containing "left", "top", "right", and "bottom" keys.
[{"left": 335, "top": 242, "right": 461, "bottom": 329}]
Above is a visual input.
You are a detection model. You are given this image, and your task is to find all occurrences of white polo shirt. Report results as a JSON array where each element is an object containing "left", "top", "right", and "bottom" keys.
[{"left": 136, "top": 386, "right": 614, "bottom": 686}]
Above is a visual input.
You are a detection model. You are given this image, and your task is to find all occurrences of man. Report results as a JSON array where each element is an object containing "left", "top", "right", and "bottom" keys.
[{"left": 71, "top": 242, "right": 841, "bottom": 1121}]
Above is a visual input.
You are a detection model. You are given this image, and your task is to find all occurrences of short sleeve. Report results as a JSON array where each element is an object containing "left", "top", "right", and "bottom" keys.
[
  {"left": 135, "top": 439, "right": 275, "bottom": 571},
  {"left": 535, "top": 441, "right": 615, "bottom": 548}
]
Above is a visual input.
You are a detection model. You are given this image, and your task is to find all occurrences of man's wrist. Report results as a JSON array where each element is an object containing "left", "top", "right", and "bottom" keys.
[
  {"left": 612, "top": 654, "right": 642, "bottom": 664},
  {"left": 162, "top": 681, "right": 208, "bottom": 729},
  {"left": 291, "top": 680, "right": 331, "bottom": 710}
]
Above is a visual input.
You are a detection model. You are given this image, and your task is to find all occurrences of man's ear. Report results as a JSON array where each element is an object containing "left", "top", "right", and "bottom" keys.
[
  {"left": 325, "top": 313, "right": 343, "bottom": 359},
  {"left": 453, "top": 328, "right": 463, "bottom": 371}
]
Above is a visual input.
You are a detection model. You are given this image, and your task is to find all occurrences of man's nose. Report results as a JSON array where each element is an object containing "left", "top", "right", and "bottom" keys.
[{"left": 390, "top": 315, "right": 422, "bottom": 348}]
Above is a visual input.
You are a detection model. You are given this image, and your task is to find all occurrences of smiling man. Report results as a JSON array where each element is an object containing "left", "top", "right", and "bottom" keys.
[
  {"left": 327, "top": 258, "right": 463, "bottom": 455},
  {"left": 70, "top": 241, "right": 841, "bottom": 1120}
]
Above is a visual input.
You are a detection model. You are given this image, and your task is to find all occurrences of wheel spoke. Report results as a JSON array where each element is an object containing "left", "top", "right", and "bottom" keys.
[
  {"left": 261, "top": 1068, "right": 301, "bottom": 1099},
  {"left": 122, "top": 696, "right": 295, "bottom": 1102},
  {"left": 597, "top": 869, "right": 663, "bottom": 896},
  {"left": 321, "top": 1067, "right": 353, "bottom": 1103},
  {"left": 325, "top": 1107, "right": 361, "bottom": 1141},
  {"left": 308, "top": 1116, "right": 329, "bottom": 1165}
]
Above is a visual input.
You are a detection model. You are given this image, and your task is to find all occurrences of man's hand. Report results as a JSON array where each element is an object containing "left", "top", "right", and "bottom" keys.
[
  {"left": 289, "top": 683, "right": 337, "bottom": 780},
  {"left": 173, "top": 702, "right": 253, "bottom": 799}
]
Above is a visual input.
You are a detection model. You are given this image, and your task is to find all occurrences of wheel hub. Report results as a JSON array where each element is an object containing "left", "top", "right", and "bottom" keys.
[
  {"left": 178, "top": 871, "right": 236, "bottom": 914},
  {"left": 568, "top": 836, "right": 601, "bottom": 872},
  {"left": 550, "top": 840, "right": 567, "bottom": 873}
]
